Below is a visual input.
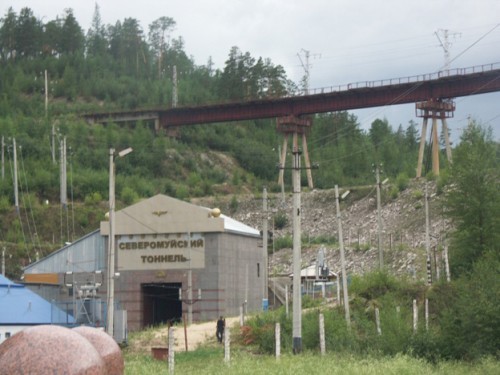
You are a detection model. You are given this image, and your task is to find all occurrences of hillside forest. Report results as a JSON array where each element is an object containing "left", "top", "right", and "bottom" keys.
[
  {"left": 1, "top": 5, "right": 433, "bottom": 201},
  {"left": 0, "top": 5, "right": 440, "bottom": 244},
  {"left": 1, "top": 4, "right": 500, "bottom": 362}
]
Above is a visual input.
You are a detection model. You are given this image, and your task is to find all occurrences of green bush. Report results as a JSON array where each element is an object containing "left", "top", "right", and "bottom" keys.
[
  {"left": 349, "top": 271, "right": 402, "bottom": 301},
  {"left": 389, "top": 186, "right": 399, "bottom": 200},
  {"left": 395, "top": 173, "right": 409, "bottom": 192},
  {"left": 412, "top": 190, "right": 423, "bottom": 200},
  {"left": 84, "top": 192, "right": 103, "bottom": 205},
  {"left": 425, "top": 171, "right": 436, "bottom": 181},
  {"left": 433, "top": 250, "right": 500, "bottom": 360},
  {"left": 175, "top": 185, "right": 189, "bottom": 200},
  {"left": 353, "top": 243, "right": 370, "bottom": 252},
  {"left": 0, "top": 196, "right": 11, "bottom": 213},
  {"left": 120, "top": 186, "right": 139, "bottom": 205},
  {"left": 273, "top": 212, "right": 288, "bottom": 229},
  {"left": 436, "top": 170, "right": 449, "bottom": 195},
  {"left": 274, "top": 235, "right": 292, "bottom": 250},
  {"left": 229, "top": 195, "right": 239, "bottom": 213},
  {"left": 306, "top": 235, "right": 337, "bottom": 246},
  {"left": 238, "top": 263, "right": 498, "bottom": 361}
]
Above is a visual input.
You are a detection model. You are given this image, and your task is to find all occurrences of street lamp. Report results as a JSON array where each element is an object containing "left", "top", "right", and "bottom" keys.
[{"left": 106, "top": 147, "right": 132, "bottom": 338}]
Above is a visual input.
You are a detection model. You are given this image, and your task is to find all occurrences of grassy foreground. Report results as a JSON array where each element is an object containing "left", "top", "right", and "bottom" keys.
[{"left": 124, "top": 348, "right": 499, "bottom": 375}]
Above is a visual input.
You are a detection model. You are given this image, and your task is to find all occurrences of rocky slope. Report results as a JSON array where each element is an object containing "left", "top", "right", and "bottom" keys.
[{"left": 193, "top": 178, "right": 452, "bottom": 283}]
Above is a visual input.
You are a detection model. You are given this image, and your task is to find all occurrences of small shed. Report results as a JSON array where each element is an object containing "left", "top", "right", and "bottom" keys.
[{"left": 290, "top": 264, "right": 338, "bottom": 300}]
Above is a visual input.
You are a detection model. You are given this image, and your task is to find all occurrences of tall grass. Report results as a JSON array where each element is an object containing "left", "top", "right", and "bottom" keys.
[{"left": 124, "top": 350, "right": 499, "bottom": 375}]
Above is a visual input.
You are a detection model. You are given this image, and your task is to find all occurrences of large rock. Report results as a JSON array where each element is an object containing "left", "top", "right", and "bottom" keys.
[
  {"left": 0, "top": 325, "right": 106, "bottom": 375},
  {"left": 73, "top": 326, "right": 124, "bottom": 375}
]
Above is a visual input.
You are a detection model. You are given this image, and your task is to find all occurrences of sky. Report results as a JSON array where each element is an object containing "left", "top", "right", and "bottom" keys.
[{"left": 5, "top": 0, "right": 500, "bottom": 142}]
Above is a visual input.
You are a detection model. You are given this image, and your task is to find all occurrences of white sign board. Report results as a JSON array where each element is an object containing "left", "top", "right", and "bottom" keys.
[{"left": 117, "top": 233, "right": 205, "bottom": 271}]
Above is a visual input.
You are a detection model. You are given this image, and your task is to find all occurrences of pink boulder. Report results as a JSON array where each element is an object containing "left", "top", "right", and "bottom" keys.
[
  {"left": 0, "top": 325, "right": 106, "bottom": 375},
  {"left": 73, "top": 326, "right": 124, "bottom": 375}
]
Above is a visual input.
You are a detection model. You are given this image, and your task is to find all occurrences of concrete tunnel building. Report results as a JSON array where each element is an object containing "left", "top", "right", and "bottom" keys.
[{"left": 22, "top": 194, "right": 265, "bottom": 333}]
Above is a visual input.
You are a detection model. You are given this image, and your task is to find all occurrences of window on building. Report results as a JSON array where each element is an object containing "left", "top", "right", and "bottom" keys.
[
  {"left": 257, "top": 263, "right": 260, "bottom": 278},
  {"left": 5, "top": 332, "right": 11, "bottom": 339}
]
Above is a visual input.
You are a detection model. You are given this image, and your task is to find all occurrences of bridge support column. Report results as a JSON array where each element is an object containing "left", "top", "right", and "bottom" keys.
[
  {"left": 415, "top": 99, "right": 455, "bottom": 178},
  {"left": 416, "top": 116, "right": 428, "bottom": 178},
  {"left": 276, "top": 116, "right": 314, "bottom": 189},
  {"left": 431, "top": 117, "right": 440, "bottom": 176},
  {"left": 442, "top": 118, "right": 453, "bottom": 163}
]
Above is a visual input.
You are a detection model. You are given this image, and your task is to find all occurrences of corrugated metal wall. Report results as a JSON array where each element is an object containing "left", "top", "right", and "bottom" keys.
[{"left": 24, "top": 230, "right": 106, "bottom": 274}]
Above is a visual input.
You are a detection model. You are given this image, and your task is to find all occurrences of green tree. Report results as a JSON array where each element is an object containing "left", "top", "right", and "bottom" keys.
[
  {"left": 405, "top": 120, "right": 419, "bottom": 151},
  {"left": 148, "top": 16, "right": 176, "bottom": 79},
  {"left": 108, "top": 18, "right": 145, "bottom": 76},
  {"left": 218, "top": 47, "right": 255, "bottom": 100},
  {"left": 60, "top": 9, "right": 84, "bottom": 55},
  {"left": 42, "top": 19, "right": 62, "bottom": 57},
  {"left": 0, "top": 7, "right": 18, "bottom": 60},
  {"left": 86, "top": 3, "right": 108, "bottom": 57},
  {"left": 16, "top": 7, "right": 42, "bottom": 58},
  {"left": 435, "top": 250, "right": 500, "bottom": 360},
  {"left": 445, "top": 122, "right": 500, "bottom": 276}
]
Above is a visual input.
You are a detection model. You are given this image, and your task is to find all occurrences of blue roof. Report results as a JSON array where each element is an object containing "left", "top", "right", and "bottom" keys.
[
  {"left": 0, "top": 275, "right": 73, "bottom": 325},
  {"left": 0, "top": 274, "right": 23, "bottom": 287}
]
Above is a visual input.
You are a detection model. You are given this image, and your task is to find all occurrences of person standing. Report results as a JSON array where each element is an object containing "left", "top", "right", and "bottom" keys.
[{"left": 216, "top": 316, "right": 225, "bottom": 343}]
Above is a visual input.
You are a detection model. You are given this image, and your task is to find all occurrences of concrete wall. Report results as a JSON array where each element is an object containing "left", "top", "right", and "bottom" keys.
[{"left": 216, "top": 232, "right": 264, "bottom": 317}]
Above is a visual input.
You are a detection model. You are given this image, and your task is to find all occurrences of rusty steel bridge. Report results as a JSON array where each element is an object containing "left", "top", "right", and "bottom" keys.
[
  {"left": 83, "top": 62, "right": 500, "bottom": 182},
  {"left": 83, "top": 62, "right": 500, "bottom": 129}
]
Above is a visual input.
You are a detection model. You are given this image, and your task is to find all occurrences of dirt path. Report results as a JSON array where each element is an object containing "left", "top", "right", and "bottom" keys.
[{"left": 133, "top": 316, "right": 241, "bottom": 354}]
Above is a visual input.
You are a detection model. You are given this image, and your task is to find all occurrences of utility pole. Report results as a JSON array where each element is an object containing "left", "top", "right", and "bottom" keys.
[
  {"left": 1, "top": 136, "right": 4, "bottom": 180},
  {"left": 435, "top": 29, "right": 461, "bottom": 73},
  {"left": 335, "top": 185, "right": 351, "bottom": 329},
  {"left": 425, "top": 184, "right": 432, "bottom": 286},
  {"left": 172, "top": 65, "right": 178, "bottom": 108},
  {"left": 297, "top": 49, "right": 320, "bottom": 94},
  {"left": 45, "top": 70, "right": 48, "bottom": 117},
  {"left": 13, "top": 139, "right": 19, "bottom": 214},
  {"left": 278, "top": 145, "right": 285, "bottom": 203},
  {"left": 297, "top": 49, "right": 310, "bottom": 94},
  {"left": 51, "top": 123, "right": 56, "bottom": 164},
  {"left": 187, "top": 231, "right": 193, "bottom": 325},
  {"left": 106, "top": 147, "right": 133, "bottom": 339},
  {"left": 262, "top": 187, "right": 268, "bottom": 301},
  {"left": 375, "top": 164, "right": 383, "bottom": 269},
  {"left": 45, "top": 69, "right": 56, "bottom": 165},
  {"left": 1, "top": 247, "right": 5, "bottom": 276},
  {"left": 107, "top": 148, "right": 116, "bottom": 338},
  {"left": 60, "top": 137, "right": 67, "bottom": 209},
  {"left": 291, "top": 133, "right": 302, "bottom": 354}
]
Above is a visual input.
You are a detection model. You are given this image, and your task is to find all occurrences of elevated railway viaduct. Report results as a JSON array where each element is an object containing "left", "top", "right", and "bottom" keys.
[{"left": 83, "top": 63, "right": 500, "bottom": 181}]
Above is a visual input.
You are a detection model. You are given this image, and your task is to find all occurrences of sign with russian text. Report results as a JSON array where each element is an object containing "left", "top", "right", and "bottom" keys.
[{"left": 117, "top": 233, "right": 205, "bottom": 271}]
